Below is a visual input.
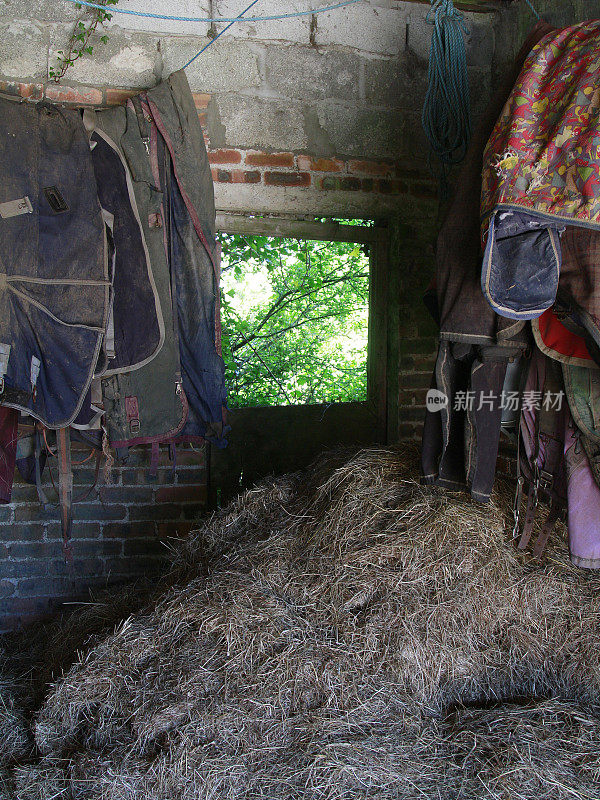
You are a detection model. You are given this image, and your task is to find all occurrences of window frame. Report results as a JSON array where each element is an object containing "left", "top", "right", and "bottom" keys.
[{"left": 215, "top": 214, "right": 389, "bottom": 441}]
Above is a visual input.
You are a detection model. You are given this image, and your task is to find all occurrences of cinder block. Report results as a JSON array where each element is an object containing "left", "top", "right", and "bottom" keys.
[
  {"left": 266, "top": 45, "right": 360, "bottom": 102},
  {"left": 48, "top": 25, "right": 160, "bottom": 87},
  {"left": 215, "top": 94, "right": 308, "bottom": 151},
  {"left": 72, "top": 503, "right": 128, "bottom": 521},
  {"left": 215, "top": 0, "right": 310, "bottom": 44},
  {"left": 364, "top": 54, "right": 428, "bottom": 109},
  {"left": 104, "top": 0, "right": 212, "bottom": 36},
  {"left": 0, "top": 580, "right": 16, "bottom": 600},
  {"left": 155, "top": 485, "right": 207, "bottom": 503},
  {"left": 313, "top": 100, "right": 407, "bottom": 160},
  {"left": 129, "top": 503, "right": 182, "bottom": 521},
  {"left": 0, "top": 0, "right": 80, "bottom": 21},
  {"left": 316, "top": 4, "right": 407, "bottom": 55},
  {"left": 0, "top": 19, "right": 50, "bottom": 81},
  {"left": 103, "top": 521, "right": 156, "bottom": 538},
  {"left": 161, "top": 35, "right": 260, "bottom": 93}
]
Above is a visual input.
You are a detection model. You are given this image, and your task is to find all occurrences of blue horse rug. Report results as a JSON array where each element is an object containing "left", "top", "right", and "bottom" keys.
[{"left": 0, "top": 97, "right": 109, "bottom": 428}]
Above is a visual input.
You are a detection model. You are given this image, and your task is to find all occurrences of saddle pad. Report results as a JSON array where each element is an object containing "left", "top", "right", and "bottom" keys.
[
  {"left": 90, "top": 129, "right": 164, "bottom": 376},
  {"left": 0, "top": 98, "right": 109, "bottom": 428}
]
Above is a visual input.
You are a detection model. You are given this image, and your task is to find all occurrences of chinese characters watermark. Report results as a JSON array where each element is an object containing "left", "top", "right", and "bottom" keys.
[{"left": 426, "top": 389, "right": 564, "bottom": 413}]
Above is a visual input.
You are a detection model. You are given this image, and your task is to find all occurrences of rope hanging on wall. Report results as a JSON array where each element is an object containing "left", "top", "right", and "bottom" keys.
[
  {"left": 523, "top": 0, "right": 541, "bottom": 20},
  {"left": 421, "top": 0, "right": 472, "bottom": 172}
]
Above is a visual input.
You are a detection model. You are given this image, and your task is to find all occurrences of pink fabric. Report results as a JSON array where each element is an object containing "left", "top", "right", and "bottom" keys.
[
  {"left": 520, "top": 348, "right": 600, "bottom": 568},
  {"left": 564, "top": 413, "right": 600, "bottom": 568}
]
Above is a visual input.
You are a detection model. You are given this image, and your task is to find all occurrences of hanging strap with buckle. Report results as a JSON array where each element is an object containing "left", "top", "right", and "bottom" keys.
[
  {"left": 515, "top": 356, "right": 566, "bottom": 556},
  {"left": 131, "top": 94, "right": 150, "bottom": 156},
  {"left": 532, "top": 499, "right": 564, "bottom": 559},
  {"left": 57, "top": 427, "right": 74, "bottom": 563}
]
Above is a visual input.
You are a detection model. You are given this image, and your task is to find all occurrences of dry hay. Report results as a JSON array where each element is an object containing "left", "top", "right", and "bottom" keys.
[
  {"left": 2, "top": 579, "right": 155, "bottom": 713},
  {"left": 0, "top": 648, "right": 30, "bottom": 775},
  {"left": 16, "top": 446, "right": 600, "bottom": 797},
  {"left": 15, "top": 699, "right": 600, "bottom": 799}
]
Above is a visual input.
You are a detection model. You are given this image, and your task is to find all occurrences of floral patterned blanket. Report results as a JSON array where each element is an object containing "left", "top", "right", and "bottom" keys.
[{"left": 481, "top": 21, "right": 600, "bottom": 321}]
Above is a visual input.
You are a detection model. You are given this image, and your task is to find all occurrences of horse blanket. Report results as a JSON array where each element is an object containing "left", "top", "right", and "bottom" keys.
[
  {"left": 0, "top": 69, "right": 228, "bottom": 518},
  {"left": 95, "top": 71, "right": 228, "bottom": 451},
  {"left": 0, "top": 98, "right": 109, "bottom": 428},
  {"left": 421, "top": 21, "right": 552, "bottom": 502},
  {"left": 481, "top": 20, "right": 600, "bottom": 320},
  {"left": 521, "top": 348, "right": 600, "bottom": 568}
]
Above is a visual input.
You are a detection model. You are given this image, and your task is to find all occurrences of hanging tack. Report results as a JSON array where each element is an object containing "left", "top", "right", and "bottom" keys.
[{"left": 102, "top": 426, "right": 115, "bottom": 485}]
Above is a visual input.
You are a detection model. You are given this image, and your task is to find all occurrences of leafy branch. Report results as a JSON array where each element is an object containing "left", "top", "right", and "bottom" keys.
[
  {"left": 219, "top": 231, "right": 370, "bottom": 407},
  {"left": 50, "top": 0, "right": 119, "bottom": 83}
]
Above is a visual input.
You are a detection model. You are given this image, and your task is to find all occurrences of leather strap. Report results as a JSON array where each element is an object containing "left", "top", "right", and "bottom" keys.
[
  {"left": 131, "top": 95, "right": 150, "bottom": 154},
  {"left": 163, "top": 149, "right": 183, "bottom": 384},
  {"left": 57, "top": 427, "right": 73, "bottom": 563},
  {"left": 169, "top": 443, "right": 177, "bottom": 479},
  {"left": 34, "top": 426, "right": 53, "bottom": 511},
  {"left": 148, "top": 441, "right": 160, "bottom": 480},
  {"left": 517, "top": 486, "right": 538, "bottom": 550},
  {"left": 75, "top": 451, "right": 102, "bottom": 504},
  {"left": 532, "top": 500, "right": 562, "bottom": 559}
]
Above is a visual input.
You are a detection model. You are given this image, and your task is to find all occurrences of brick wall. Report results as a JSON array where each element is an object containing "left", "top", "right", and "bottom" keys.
[{"left": 0, "top": 443, "right": 205, "bottom": 630}]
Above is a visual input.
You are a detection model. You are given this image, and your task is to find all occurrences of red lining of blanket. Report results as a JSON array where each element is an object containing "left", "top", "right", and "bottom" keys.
[{"left": 538, "top": 308, "right": 592, "bottom": 361}]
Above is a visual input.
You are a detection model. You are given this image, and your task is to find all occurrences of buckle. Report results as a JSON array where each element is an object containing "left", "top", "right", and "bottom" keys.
[
  {"left": 511, "top": 475, "right": 524, "bottom": 539},
  {"left": 538, "top": 469, "right": 553, "bottom": 493}
]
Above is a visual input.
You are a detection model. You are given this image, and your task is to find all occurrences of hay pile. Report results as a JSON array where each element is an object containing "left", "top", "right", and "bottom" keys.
[
  {"left": 3, "top": 579, "right": 155, "bottom": 713},
  {"left": 11, "top": 447, "right": 600, "bottom": 798},
  {"left": 0, "top": 650, "right": 30, "bottom": 764},
  {"left": 0, "top": 647, "right": 30, "bottom": 798}
]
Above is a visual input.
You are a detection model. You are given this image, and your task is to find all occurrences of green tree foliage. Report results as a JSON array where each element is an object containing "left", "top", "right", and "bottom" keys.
[{"left": 219, "top": 232, "right": 370, "bottom": 408}]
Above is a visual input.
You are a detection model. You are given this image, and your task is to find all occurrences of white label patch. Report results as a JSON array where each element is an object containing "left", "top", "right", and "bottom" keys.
[
  {"left": 0, "top": 196, "right": 33, "bottom": 219},
  {"left": 0, "top": 343, "right": 10, "bottom": 377},
  {"left": 30, "top": 356, "right": 41, "bottom": 389}
]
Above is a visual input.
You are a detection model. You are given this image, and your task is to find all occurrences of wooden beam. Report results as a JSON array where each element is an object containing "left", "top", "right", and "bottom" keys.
[{"left": 216, "top": 213, "right": 380, "bottom": 244}]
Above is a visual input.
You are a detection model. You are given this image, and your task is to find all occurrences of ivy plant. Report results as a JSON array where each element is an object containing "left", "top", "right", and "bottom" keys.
[{"left": 50, "top": 0, "right": 120, "bottom": 83}]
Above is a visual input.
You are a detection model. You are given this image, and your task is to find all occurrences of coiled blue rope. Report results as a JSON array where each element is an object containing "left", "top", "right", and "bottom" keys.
[{"left": 421, "top": 0, "right": 471, "bottom": 168}]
